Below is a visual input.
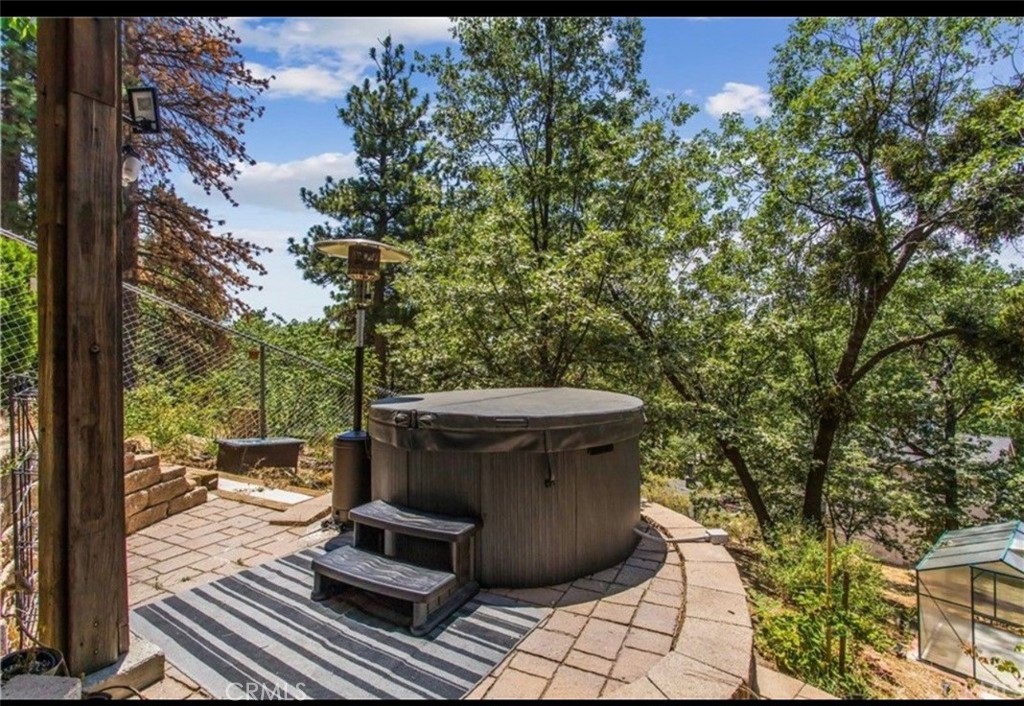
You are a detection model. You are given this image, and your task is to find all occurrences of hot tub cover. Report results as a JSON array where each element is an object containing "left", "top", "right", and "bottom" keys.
[{"left": 369, "top": 387, "right": 644, "bottom": 453}]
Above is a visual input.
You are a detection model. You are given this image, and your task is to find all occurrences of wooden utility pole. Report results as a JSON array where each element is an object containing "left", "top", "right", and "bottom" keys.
[{"left": 37, "top": 18, "right": 129, "bottom": 675}]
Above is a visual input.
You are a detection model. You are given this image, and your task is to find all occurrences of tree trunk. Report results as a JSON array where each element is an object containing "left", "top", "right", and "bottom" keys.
[
  {"left": 718, "top": 437, "right": 774, "bottom": 534},
  {"left": 805, "top": 409, "right": 841, "bottom": 526}
]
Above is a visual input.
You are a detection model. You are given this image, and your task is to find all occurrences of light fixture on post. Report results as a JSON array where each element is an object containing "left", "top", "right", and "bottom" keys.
[
  {"left": 314, "top": 238, "right": 411, "bottom": 526},
  {"left": 125, "top": 86, "right": 161, "bottom": 134},
  {"left": 121, "top": 86, "right": 160, "bottom": 186},
  {"left": 121, "top": 144, "right": 142, "bottom": 186}
]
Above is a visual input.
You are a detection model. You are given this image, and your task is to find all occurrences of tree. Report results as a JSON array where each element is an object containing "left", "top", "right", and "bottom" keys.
[
  {"left": 288, "top": 35, "right": 433, "bottom": 390},
  {"left": 389, "top": 17, "right": 690, "bottom": 391},
  {"left": 121, "top": 17, "right": 270, "bottom": 320},
  {"left": 621, "top": 18, "right": 1023, "bottom": 533},
  {"left": 825, "top": 254, "right": 1024, "bottom": 557},
  {"left": 0, "top": 17, "right": 36, "bottom": 234},
  {"left": 0, "top": 237, "right": 36, "bottom": 400},
  {"left": 3, "top": 18, "right": 270, "bottom": 321}
]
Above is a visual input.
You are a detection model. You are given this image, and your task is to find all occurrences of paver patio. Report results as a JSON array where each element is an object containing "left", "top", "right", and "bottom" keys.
[{"left": 128, "top": 493, "right": 832, "bottom": 700}]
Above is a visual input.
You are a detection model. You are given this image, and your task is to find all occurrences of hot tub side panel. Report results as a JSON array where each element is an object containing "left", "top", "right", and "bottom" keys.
[
  {"left": 574, "top": 438, "right": 641, "bottom": 577},
  {"left": 407, "top": 450, "right": 482, "bottom": 517},
  {"left": 372, "top": 441, "right": 408, "bottom": 506},
  {"left": 479, "top": 452, "right": 578, "bottom": 588}
]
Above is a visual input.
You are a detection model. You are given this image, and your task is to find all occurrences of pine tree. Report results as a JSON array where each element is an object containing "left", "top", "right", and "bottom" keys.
[{"left": 288, "top": 35, "right": 434, "bottom": 390}]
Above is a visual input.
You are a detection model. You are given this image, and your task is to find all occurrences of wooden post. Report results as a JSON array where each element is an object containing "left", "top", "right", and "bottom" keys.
[
  {"left": 824, "top": 527, "right": 833, "bottom": 673},
  {"left": 37, "top": 18, "right": 129, "bottom": 676}
]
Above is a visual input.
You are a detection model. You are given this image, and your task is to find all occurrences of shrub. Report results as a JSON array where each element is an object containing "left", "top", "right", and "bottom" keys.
[
  {"left": 642, "top": 474, "right": 693, "bottom": 516},
  {"left": 751, "top": 521, "right": 892, "bottom": 697}
]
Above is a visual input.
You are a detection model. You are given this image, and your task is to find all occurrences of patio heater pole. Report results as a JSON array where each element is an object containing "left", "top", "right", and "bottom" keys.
[
  {"left": 353, "top": 280, "right": 366, "bottom": 432},
  {"left": 314, "top": 239, "right": 410, "bottom": 526}
]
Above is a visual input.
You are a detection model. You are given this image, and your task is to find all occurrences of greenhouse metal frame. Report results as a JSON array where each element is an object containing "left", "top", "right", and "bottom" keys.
[{"left": 916, "top": 520, "right": 1024, "bottom": 692}]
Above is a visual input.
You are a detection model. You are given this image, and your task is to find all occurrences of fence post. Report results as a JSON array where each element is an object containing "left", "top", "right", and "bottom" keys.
[{"left": 259, "top": 342, "right": 267, "bottom": 439}]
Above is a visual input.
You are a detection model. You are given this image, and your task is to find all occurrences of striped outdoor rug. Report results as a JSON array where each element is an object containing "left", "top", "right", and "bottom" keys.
[{"left": 131, "top": 548, "right": 548, "bottom": 700}]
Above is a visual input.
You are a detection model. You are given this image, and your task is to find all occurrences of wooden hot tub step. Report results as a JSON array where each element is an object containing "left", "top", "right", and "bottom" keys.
[
  {"left": 311, "top": 545, "right": 477, "bottom": 635},
  {"left": 349, "top": 499, "right": 480, "bottom": 542}
]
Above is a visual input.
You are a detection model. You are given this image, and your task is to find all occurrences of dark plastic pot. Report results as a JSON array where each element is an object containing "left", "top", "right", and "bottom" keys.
[{"left": 1, "top": 646, "right": 64, "bottom": 683}]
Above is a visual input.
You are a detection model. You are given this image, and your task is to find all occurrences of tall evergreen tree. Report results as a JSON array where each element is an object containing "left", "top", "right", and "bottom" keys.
[{"left": 289, "top": 35, "right": 434, "bottom": 390}]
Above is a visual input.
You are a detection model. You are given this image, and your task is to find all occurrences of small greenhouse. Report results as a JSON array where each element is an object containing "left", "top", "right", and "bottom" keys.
[{"left": 916, "top": 520, "right": 1024, "bottom": 692}]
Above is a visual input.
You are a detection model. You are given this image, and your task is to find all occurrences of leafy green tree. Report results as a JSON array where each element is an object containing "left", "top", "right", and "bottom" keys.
[
  {"left": 289, "top": 36, "right": 434, "bottom": 390},
  {"left": 0, "top": 237, "right": 36, "bottom": 398},
  {"left": 826, "top": 255, "right": 1024, "bottom": 557},
  {"left": 390, "top": 17, "right": 692, "bottom": 391},
  {"left": 619, "top": 18, "right": 1024, "bottom": 532}
]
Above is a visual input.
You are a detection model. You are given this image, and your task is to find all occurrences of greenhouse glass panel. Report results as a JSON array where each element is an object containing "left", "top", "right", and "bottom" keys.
[
  {"left": 974, "top": 619, "right": 1024, "bottom": 691},
  {"left": 919, "top": 566, "right": 971, "bottom": 607},
  {"left": 994, "top": 574, "right": 1024, "bottom": 626},
  {"left": 972, "top": 569, "right": 996, "bottom": 619},
  {"left": 918, "top": 595, "right": 974, "bottom": 677},
  {"left": 915, "top": 521, "right": 1024, "bottom": 693}
]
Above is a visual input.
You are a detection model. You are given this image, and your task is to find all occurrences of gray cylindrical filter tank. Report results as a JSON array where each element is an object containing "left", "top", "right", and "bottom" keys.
[{"left": 332, "top": 430, "right": 371, "bottom": 523}]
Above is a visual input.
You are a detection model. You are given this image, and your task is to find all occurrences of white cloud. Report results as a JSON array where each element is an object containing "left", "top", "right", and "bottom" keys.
[
  {"left": 227, "top": 18, "right": 453, "bottom": 103},
  {"left": 705, "top": 82, "right": 771, "bottom": 118},
  {"left": 248, "top": 62, "right": 362, "bottom": 101},
  {"left": 228, "top": 17, "right": 453, "bottom": 60},
  {"left": 175, "top": 152, "right": 358, "bottom": 217},
  {"left": 230, "top": 152, "right": 359, "bottom": 213}
]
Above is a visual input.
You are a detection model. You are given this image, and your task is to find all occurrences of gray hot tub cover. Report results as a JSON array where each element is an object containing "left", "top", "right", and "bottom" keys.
[{"left": 368, "top": 387, "right": 645, "bottom": 453}]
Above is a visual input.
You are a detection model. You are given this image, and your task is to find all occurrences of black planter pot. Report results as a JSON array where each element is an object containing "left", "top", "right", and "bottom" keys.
[{"left": 1, "top": 647, "right": 64, "bottom": 683}]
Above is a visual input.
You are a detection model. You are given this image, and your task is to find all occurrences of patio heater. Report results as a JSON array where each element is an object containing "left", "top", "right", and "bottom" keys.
[{"left": 314, "top": 238, "right": 410, "bottom": 526}]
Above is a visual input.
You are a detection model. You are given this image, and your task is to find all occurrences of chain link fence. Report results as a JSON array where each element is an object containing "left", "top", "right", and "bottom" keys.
[
  {"left": 1, "top": 226, "right": 384, "bottom": 652},
  {"left": 1, "top": 227, "right": 363, "bottom": 453}
]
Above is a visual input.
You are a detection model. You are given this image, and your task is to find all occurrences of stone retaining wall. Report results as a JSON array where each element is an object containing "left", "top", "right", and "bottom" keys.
[
  {"left": 610, "top": 503, "right": 757, "bottom": 700},
  {"left": 123, "top": 452, "right": 207, "bottom": 535}
]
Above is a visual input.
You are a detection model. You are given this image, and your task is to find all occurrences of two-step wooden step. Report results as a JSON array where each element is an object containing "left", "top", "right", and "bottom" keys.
[{"left": 311, "top": 499, "right": 481, "bottom": 636}]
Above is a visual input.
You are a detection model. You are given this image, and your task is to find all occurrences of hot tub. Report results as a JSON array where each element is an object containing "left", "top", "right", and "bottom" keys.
[{"left": 367, "top": 387, "right": 644, "bottom": 588}]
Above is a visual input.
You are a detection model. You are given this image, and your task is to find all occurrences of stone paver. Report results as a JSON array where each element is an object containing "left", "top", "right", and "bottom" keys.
[
  {"left": 631, "top": 602, "right": 678, "bottom": 635},
  {"left": 565, "top": 649, "right": 615, "bottom": 676},
  {"left": 486, "top": 669, "right": 548, "bottom": 700},
  {"left": 544, "top": 610, "right": 588, "bottom": 637},
  {"left": 574, "top": 619, "right": 629, "bottom": 660},
  {"left": 544, "top": 665, "right": 606, "bottom": 699},
  {"left": 127, "top": 496, "right": 833, "bottom": 702},
  {"left": 754, "top": 661, "right": 804, "bottom": 700},
  {"left": 610, "top": 647, "right": 664, "bottom": 683},
  {"left": 591, "top": 600, "right": 637, "bottom": 625},
  {"left": 518, "top": 629, "right": 576, "bottom": 662},
  {"left": 623, "top": 627, "right": 673, "bottom": 656},
  {"left": 510, "top": 653, "right": 560, "bottom": 679}
]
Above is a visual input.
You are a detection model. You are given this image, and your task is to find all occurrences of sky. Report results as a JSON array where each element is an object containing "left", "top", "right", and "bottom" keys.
[
  {"left": 167, "top": 16, "right": 1021, "bottom": 323},
  {"left": 164, "top": 16, "right": 792, "bottom": 322}
]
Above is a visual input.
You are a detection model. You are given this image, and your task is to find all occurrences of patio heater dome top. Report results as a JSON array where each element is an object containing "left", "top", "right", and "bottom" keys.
[{"left": 315, "top": 238, "right": 411, "bottom": 264}]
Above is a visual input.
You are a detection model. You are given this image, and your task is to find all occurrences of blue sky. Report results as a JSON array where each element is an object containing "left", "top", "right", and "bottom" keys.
[
  {"left": 168, "top": 17, "right": 793, "bottom": 322},
  {"left": 169, "top": 17, "right": 1020, "bottom": 322}
]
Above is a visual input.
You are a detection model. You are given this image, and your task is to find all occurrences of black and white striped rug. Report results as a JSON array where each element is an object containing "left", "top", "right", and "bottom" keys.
[{"left": 131, "top": 548, "right": 548, "bottom": 700}]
